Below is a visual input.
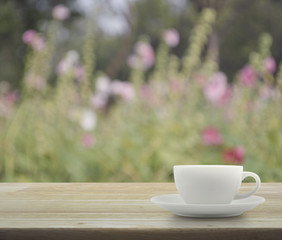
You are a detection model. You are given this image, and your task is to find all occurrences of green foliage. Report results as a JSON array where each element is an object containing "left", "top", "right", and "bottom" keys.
[{"left": 1, "top": 8, "right": 282, "bottom": 183}]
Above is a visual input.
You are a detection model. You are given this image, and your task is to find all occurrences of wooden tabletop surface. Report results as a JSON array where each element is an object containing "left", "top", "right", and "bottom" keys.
[{"left": 0, "top": 182, "right": 281, "bottom": 240}]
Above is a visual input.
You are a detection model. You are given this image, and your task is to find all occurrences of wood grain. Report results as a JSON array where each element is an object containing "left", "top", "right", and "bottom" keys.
[{"left": 0, "top": 183, "right": 281, "bottom": 240}]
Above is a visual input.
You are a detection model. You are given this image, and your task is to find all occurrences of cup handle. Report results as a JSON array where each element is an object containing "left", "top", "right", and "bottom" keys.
[{"left": 234, "top": 171, "right": 261, "bottom": 200}]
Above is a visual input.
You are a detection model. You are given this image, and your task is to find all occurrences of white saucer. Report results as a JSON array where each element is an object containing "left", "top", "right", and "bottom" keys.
[{"left": 151, "top": 194, "right": 265, "bottom": 218}]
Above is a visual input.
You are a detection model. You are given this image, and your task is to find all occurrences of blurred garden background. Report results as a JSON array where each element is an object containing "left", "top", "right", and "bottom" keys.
[{"left": 1, "top": 0, "right": 282, "bottom": 182}]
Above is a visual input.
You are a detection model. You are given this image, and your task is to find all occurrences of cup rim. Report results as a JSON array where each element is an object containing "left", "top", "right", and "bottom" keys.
[{"left": 174, "top": 165, "right": 243, "bottom": 168}]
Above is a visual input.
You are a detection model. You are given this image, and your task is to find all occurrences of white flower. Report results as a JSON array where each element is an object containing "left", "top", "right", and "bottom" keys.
[
  {"left": 80, "top": 109, "right": 97, "bottom": 131},
  {"left": 92, "top": 76, "right": 135, "bottom": 107},
  {"left": 96, "top": 76, "right": 111, "bottom": 94},
  {"left": 57, "top": 50, "right": 79, "bottom": 75},
  {"left": 52, "top": 5, "right": 70, "bottom": 20},
  {"left": 66, "top": 50, "right": 79, "bottom": 65},
  {"left": 111, "top": 80, "right": 135, "bottom": 101}
]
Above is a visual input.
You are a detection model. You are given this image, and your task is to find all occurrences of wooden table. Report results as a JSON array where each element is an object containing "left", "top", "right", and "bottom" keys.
[{"left": 0, "top": 183, "right": 281, "bottom": 240}]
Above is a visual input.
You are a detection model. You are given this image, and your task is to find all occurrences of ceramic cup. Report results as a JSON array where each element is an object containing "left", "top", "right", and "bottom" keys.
[{"left": 174, "top": 165, "right": 261, "bottom": 204}]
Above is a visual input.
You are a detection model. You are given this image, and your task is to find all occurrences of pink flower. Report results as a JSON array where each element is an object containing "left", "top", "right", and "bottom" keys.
[
  {"left": 135, "top": 42, "right": 155, "bottom": 69},
  {"left": 22, "top": 30, "right": 36, "bottom": 45},
  {"left": 163, "top": 29, "right": 179, "bottom": 47},
  {"left": 82, "top": 134, "right": 95, "bottom": 148},
  {"left": 220, "top": 86, "right": 232, "bottom": 105},
  {"left": 264, "top": 57, "right": 276, "bottom": 73},
  {"left": 91, "top": 77, "right": 135, "bottom": 108},
  {"left": 52, "top": 5, "right": 70, "bottom": 20},
  {"left": 111, "top": 80, "right": 135, "bottom": 101},
  {"left": 239, "top": 65, "right": 257, "bottom": 87},
  {"left": 22, "top": 30, "right": 45, "bottom": 51},
  {"left": 31, "top": 36, "right": 45, "bottom": 51},
  {"left": 91, "top": 93, "right": 109, "bottom": 110},
  {"left": 222, "top": 146, "right": 245, "bottom": 165},
  {"left": 202, "top": 126, "right": 223, "bottom": 146},
  {"left": 128, "top": 41, "right": 155, "bottom": 70},
  {"left": 5, "top": 92, "right": 18, "bottom": 106},
  {"left": 204, "top": 72, "right": 228, "bottom": 105}
]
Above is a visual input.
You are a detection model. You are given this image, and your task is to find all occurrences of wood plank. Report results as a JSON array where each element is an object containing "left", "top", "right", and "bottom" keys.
[{"left": 0, "top": 183, "right": 281, "bottom": 240}]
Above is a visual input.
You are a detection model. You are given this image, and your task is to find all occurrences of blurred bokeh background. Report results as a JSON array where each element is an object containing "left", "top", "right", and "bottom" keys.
[{"left": 1, "top": 0, "right": 282, "bottom": 182}]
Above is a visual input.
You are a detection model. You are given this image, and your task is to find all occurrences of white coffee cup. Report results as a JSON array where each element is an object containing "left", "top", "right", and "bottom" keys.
[{"left": 174, "top": 165, "right": 261, "bottom": 204}]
